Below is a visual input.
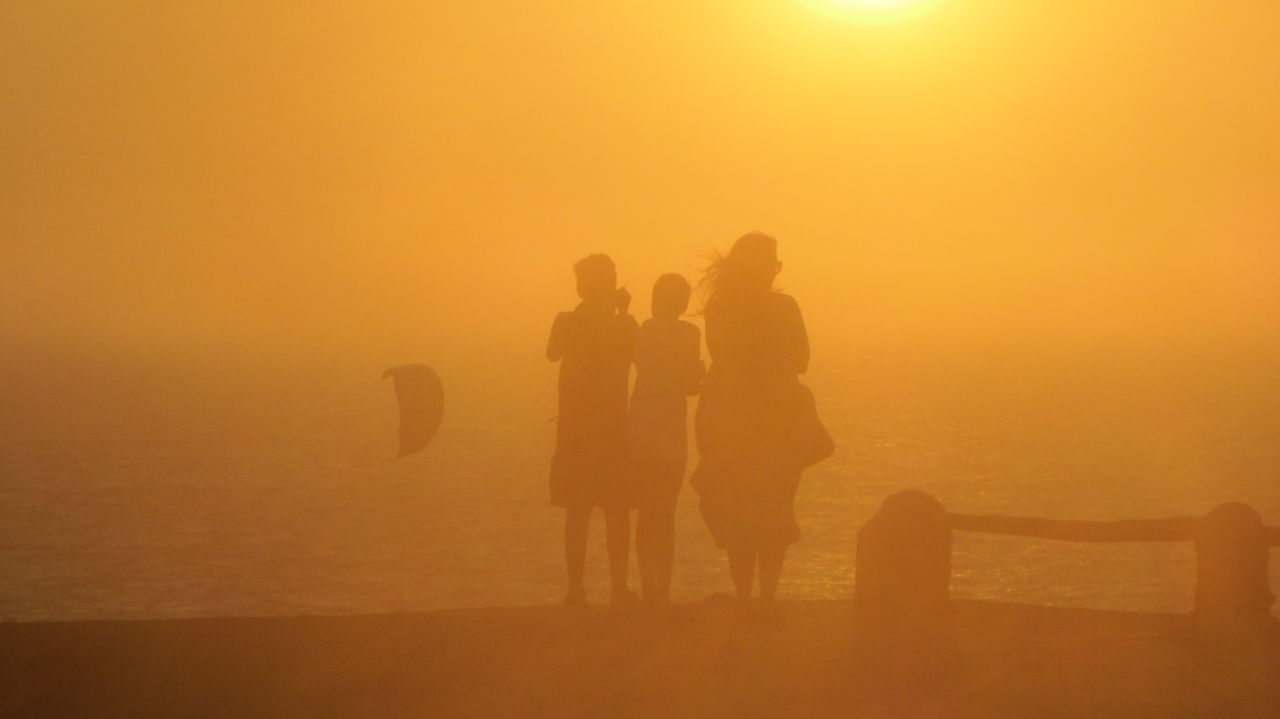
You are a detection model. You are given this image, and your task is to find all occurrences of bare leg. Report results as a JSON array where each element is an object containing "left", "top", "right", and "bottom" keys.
[
  {"left": 635, "top": 504, "right": 657, "bottom": 601},
  {"left": 728, "top": 548, "right": 756, "bottom": 617},
  {"left": 757, "top": 546, "right": 786, "bottom": 602},
  {"left": 653, "top": 495, "right": 678, "bottom": 601},
  {"left": 604, "top": 507, "right": 633, "bottom": 602},
  {"left": 564, "top": 504, "right": 591, "bottom": 605}
]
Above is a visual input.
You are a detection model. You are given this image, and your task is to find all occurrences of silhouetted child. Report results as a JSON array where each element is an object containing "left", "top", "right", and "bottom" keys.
[
  {"left": 628, "top": 273, "right": 704, "bottom": 605},
  {"left": 547, "top": 254, "right": 638, "bottom": 607}
]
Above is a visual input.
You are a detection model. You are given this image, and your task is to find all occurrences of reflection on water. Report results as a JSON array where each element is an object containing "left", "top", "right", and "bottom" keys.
[{"left": 1, "top": 349, "right": 1277, "bottom": 620}]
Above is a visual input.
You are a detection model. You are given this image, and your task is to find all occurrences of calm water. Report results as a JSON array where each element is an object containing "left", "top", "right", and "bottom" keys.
[{"left": 2, "top": 347, "right": 1278, "bottom": 621}]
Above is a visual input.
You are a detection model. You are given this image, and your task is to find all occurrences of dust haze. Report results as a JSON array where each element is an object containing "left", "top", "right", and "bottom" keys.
[{"left": 4, "top": 1, "right": 1278, "bottom": 372}]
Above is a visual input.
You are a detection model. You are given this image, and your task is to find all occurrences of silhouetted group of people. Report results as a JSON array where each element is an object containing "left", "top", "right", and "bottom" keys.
[{"left": 547, "top": 233, "right": 833, "bottom": 619}]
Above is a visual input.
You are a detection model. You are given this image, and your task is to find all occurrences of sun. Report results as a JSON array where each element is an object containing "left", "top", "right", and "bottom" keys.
[{"left": 808, "top": 0, "right": 941, "bottom": 24}]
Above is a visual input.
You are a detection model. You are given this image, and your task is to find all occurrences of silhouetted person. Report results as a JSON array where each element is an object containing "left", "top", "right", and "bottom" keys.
[
  {"left": 547, "top": 254, "right": 638, "bottom": 607},
  {"left": 629, "top": 273, "right": 704, "bottom": 606},
  {"left": 692, "top": 233, "right": 832, "bottom": 621}
]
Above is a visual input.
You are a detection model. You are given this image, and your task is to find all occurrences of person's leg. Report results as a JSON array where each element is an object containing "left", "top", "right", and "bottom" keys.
[
  {"left": 604, "top": 507, "right": 633, "bottom": 603},
  {"left": 653, "top": 485, "right": 679, "bottom": 601},
  {"left": 728, "top": 548, "right": 756, "bottom": 615},
  {"left": 757, "top": 545, "right": 787, "bottom": 602},
  {"left": 635, "top": 500, "right": 657, "bottom": 601},
  {"left": 564, "top": 503, "right": 591, "bottom": 605}
]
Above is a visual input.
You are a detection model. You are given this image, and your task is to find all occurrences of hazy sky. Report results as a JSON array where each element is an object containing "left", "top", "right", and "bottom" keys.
[{"left": 4, "top": 1, "right": 1278, "bottom": 365}]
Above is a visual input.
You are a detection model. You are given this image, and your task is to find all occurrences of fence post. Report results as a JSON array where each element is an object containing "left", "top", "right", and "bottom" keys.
[
  {"left": 1193, "top": 502, "right": 1278, "bottom": 641},
  {"left": 856, "top": 490, "right": 953, "bottom": 635}
]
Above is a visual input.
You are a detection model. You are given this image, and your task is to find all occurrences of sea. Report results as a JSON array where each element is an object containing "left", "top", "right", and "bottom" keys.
[{"left": 2, "top": 345, "right": 1277, "bottom": 621}]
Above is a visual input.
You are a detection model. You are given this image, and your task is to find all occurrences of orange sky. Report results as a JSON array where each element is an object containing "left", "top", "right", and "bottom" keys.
[{"left": 4, "top": 1, "right": 1278, "bottom": 364}]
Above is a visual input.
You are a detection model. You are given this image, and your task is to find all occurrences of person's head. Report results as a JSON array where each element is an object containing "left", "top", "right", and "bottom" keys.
[
  {"left": 573, "top": 254, "right": 617, "bottom": 302},
  {"left": 651, "top": 273, "right": 691, "bottom": 320},
  {"left": 699, "top": 232, "right": 780, "bottom": 307}
]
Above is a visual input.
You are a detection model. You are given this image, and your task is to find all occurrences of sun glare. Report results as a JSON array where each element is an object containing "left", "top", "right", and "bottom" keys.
[{"left": 809, "top": 0, "right": 940, "bottom": 24}]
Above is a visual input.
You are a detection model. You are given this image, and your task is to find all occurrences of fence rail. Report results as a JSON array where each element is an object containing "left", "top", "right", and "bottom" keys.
[
  {"left": 946, "top": 513, "right": 1280, "bottom": 545},
  {"left": 855, "top": 491, "right": 1280, "bottom": 642}
]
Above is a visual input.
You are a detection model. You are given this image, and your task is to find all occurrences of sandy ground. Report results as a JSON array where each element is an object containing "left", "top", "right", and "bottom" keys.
[{"left": 2, "top": 599, "right": 1277, "bottom": 718}]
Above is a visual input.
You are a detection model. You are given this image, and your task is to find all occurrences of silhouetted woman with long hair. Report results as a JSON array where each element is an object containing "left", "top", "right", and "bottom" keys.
[{"left": 693, "top": 233, "right": 832, "bottom": 620}]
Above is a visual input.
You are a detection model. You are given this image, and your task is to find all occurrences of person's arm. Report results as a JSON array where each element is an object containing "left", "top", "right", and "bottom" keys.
[
  {"left": 702, "top": 303, "right": 722, "bottom": 364},
  {"left": 622, "top": 319, "right": 639, "bottom": 365},
  {"left": 547, "top": 313, "right": 573, "bottom": 361},
  {"left": 615, "top": 288, "right": 638, "bottom": 362},
  {"left": 782, "top": 295, "right": 810, "bottom": 375},
  {"left": 682, "top": 323, "right": 705, "bottom": 396}
]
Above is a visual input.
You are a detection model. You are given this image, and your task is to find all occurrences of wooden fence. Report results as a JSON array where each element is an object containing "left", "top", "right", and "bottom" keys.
[{"left": 855, "top": 490, "right": 1280, "bottom": 641}]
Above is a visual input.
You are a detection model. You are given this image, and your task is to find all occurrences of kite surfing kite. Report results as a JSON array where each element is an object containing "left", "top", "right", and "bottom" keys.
[{"left": 382, "top": 364, "right": 444, "bottom": 457}]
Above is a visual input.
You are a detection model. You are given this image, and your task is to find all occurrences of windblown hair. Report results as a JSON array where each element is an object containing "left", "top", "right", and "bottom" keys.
[{"left": 696, "top": 232, "right": 778, "bottom": 311}]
